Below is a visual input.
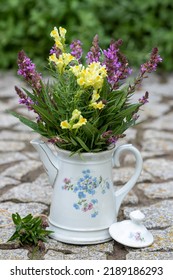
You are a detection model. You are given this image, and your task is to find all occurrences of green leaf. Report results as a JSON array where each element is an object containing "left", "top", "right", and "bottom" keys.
[
  {"left": 9, "top": 111, "right": 46, "bottom": 135},
  {"left": 116, "top": 104, "right": 140, "bottom": 119},
  {"left": 8, "top": 231, "right": 19, "bottom": 242},
  {"left": 70, "top": 136, "right": 78, "bottom": 146},
  {"left": 22, "top": 214, "right": 33, "bottom": 223},
  {"left": 76, "top": 136, "right": 90, "bottom": 152},
  {"left": 82, "top": 122, "right": 98, "bottom": 139},
  {"left": 32, "top": 105, "right": 58, "bottom": 127},
  {"left": 12, "top": 213, "right": 21, "bottom": 225}
]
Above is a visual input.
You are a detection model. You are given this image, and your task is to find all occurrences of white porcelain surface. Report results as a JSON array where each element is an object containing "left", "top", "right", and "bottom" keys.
[
  {"left": 31, "top": 139, "right": 143, "bottom": 244},
  {"left": 109, "top": 210, "right": 154, "bottom": 248}
]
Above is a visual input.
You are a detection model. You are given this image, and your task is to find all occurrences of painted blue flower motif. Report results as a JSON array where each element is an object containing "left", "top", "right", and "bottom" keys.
[
  {"left": 73, "top": 203, "right": 80, "bottom": 210},
  {"left": 91, "top": 199, "right": 98, "bottom": 204},
  {"left": 105, "top": 181, "right": 110, "bottom": 189},
  {"left": 74, "top": 186, "right": 79, "bottom": 193},
  {"left": 62, "top": 169, "right": 110, "bottom": 218},
  {"left": 78, "top": 191, "right": 86, "bottom": 199},
  {"left": 82, "top": 169, "right": 90, "bottom": 175},
  {"left": 88, "top": 189, "right": 96, "bottom": 195},
  {"left": 91, "top": 211, "right": 98, "bottom": 218}
]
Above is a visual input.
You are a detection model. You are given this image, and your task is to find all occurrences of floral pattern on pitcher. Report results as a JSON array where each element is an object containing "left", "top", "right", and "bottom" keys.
[{"left": 62, "top": 169, "right": 110, "bottom": 217}]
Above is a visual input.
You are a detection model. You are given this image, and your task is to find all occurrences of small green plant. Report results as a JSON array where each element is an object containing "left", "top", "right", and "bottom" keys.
[{"left": 8, "top": 213, "right": 53, "bottom": 247}]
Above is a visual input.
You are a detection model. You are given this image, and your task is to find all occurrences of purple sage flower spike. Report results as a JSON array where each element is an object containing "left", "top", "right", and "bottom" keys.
[
  {"left": 70, "top": 40, "right": 83, "bottom": 61},
  {"left": 17, "top": 50, "right": 42, "bottom": 93},
  {"left": 86, "top": 34, "right": 101, "bottom": 64}
]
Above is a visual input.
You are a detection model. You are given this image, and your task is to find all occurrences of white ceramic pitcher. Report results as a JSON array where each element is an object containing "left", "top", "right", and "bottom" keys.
[{"left": 31, "top": 139, "right": 143, "bottom": 244}]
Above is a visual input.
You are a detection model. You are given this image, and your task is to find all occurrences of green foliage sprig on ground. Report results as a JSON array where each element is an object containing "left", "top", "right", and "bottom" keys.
[{"left": 0, "top": 0, "right": 171, "bottom": 72}]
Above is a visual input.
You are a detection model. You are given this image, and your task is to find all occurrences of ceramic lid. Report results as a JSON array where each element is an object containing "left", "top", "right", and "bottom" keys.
[{"left": 109, "top": 210, "right": 154, "bottom": 248}]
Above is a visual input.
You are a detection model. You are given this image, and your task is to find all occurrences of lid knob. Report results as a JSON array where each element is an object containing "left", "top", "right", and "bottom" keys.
[{"left": 129, "top": 210, "right": 145, "bottom": 224}]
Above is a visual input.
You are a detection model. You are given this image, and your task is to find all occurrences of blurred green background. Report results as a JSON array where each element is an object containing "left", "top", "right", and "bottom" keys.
[{"left": 0, "top": 0, "right": 172, "bottom": 72}]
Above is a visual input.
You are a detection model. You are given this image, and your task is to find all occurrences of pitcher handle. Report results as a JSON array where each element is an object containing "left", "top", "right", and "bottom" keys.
[{"left": 112, "top": 144, "right": 143, "bottom": 215}]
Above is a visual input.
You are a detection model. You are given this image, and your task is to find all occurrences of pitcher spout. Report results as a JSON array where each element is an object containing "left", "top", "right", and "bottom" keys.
[{"left": 30, "top": 139, "right": 58, "bottom": 186}]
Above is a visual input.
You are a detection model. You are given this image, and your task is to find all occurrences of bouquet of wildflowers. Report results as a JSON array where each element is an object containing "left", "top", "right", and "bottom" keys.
[{"left": 13, "top": 26, "right": 162, "bottom": 153}]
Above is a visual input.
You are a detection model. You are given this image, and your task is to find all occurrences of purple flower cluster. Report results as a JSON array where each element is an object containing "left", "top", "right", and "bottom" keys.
[
  {"left": 103, "top": 40, "right": 132, "bottom": 89},
  {"left": 139, "top": 91, "right": 149, "bottom": 104},
  {"left": 15, "top": 86, "right": 34, "bottom": 111},
  {"left": 15, "top": 86, "right": 41, "bottom": 122},
  {"left": 17, "top": 50, "right": 42, "bottom": 92},
  {"left": 128, "top": 48, "right": 162, "bottom": 96},
  {"left": 140, "top": 47, "right": 162, "bottom": 74},
  {"left": 49, "top": 44, "right": 62, "bottom": 58},
  {"left": 86, "top": 35, "right": 101, "bottom": 64},
  {"left": 70, "top": 40, "right": 83, "bottom": 61},
  {"left": 48, "top": 136, "right": 66, "bottom": 144},
  {"left": 102, "top": 131, "right": 126, "bottom": 145}
]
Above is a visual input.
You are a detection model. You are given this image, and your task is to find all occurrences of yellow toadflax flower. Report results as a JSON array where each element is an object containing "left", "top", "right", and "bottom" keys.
[
  {"left": 60, "top": 109, "right": 87, "bottom": 130},
  {"left": 49, "top": 53, "right": 59, "bottom": 63},
  {"left": 50, "top": 26, "right": 67, "bottom": 52},
  {"left": 59, "top": 27, "right": 66, "bottom": 39},
  {"left": 70, "top": 64, "right": 84, "bottom": 76},
  {"left": 91, "top": 90, "right": 100, "bottom": 102},
  {"left": 90, "top": 101, "right": 105, "bottom": 110},
  {"left": 72, "top": 115, "right": 87, "bottom": 129},
  {"left": 60, "top": 120, "right": 71, "bottom": 129},
  {"left": 70, "top": 62, "right": 107, "bottom": 90},
  {"left": 49, "top": 53, "right": 75, "bottom": 73}
]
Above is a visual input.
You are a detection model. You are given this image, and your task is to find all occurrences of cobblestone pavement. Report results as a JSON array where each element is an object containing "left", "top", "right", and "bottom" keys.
[{"left": 0, "top": 71, "right": 173, "bottom": 260}]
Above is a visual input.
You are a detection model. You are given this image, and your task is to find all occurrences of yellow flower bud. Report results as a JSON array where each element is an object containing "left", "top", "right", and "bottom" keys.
[
  {"left": 71, "top": 109, "right": 81, "bottom": 121},
  {"left": 92, "top": 90, "right": 100, "bottom": 102},
  {"left": 50, "top": 27, "right": 60, "bottom": 39},
  {"left": 59, "top": 27, "right": 67, "bottom": 39}
]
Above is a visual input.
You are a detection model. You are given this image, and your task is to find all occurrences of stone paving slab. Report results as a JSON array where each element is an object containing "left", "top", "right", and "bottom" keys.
[
  {"left": 44, "top": 239, "right": 114, "bottom": 260},
  {"left": 0, "top": 152, "right": 27, "bottom": 165},
  {"left": 0, "top": 141, "right": 26, "bottom": 152},
  {"left": 0, "top": 114, "right": 19, "bottom": 128},
  {"left": 143, "top": 159, "right": 173, "bottom": 180},
  {"left": 44, "top": 250, "right": 108, "bottom": 260},
  {"left": 0, "top": 249, "right": 29, "bottom": 260},
  {"left": 0, "top": 181, "right": 52, "bottom": 204},
  {"left": 138, "top": 182, "right": 173, "bottom": 199},
  {"left": 142, "top": 138, "right": 173, "bottom": 153},
  {"left": 113, "top": 167, "right": 153, "bottom": 184},
  {"left": 124, "top": 200, "right": 173, "bottom": 229},
  {"left": 1, "top": 160, "right": 42, "bottom": 180},
  {"left": 126, "top": 251, "right": 173, "bottom": 260},
  {"left": 0, "top": 72, "right": 173, "bottom": 260},
  {"left": 0, "top": 130, "right": 38, "bottom": 141},
  {"left": 143, "top": 129, "right": 173, "bottom": 141},
  {"left": 143, "top": 113, "right": 173, "bottom": 130},
  {"left": 0, "top": 202, "right": 48, "bottom": 226},
  {"left": 0, "top": 227, "right": 15, "bottom": 243},
  {"left": 0, "top": 176, "right": 19, "bottom": 190}
]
